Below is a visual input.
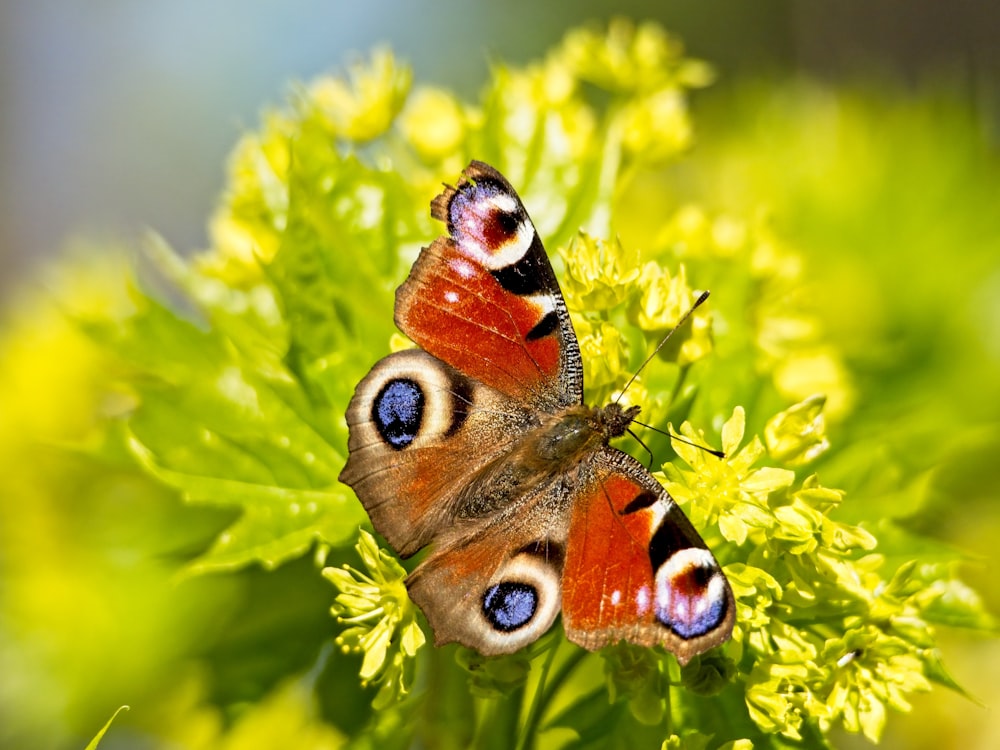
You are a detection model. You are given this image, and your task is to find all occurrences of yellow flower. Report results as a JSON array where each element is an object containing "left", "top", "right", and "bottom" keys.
[
  {"left": 309, "top": 48, "right": 411, "bottom": 142},
  {"left": 486, "top": 62, "right": 595, "bottom": 167},
  {"left": 764, "top": 395, "right": 830, "bottom": 466},
  {"left": 201, "top": 111, "right": 295, "bottom": 280},
  {"left": 665, "top": 407, "right": 794, "bottom": 545},
  {"left": 561, "top": 18, "right": 710, "bottom": 94},
  {"left": 323, "top": 529, "right": 425, "bottom": 707},
  {"left": 621, "top": 87, "right": 693, "bottom": 161},
  {"left": 820, "top": 627, "right": 931, "bottom": 743},
  {"left": 559, "top": 233, "right": 640, "bottom": 311},
  {"left": 633, "top": 262, "right": 712, "bottom": 366},
  {"left": 399, "top": 87, "right": 468, "bottom": 161},
  {"left": 574, "top": 316, "right": 629, "bottom": 393}
]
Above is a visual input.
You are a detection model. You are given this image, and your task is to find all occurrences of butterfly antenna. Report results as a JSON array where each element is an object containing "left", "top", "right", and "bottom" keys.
[
  {"left": 626, "top": 428, "right": 656, "bottom": 469},
  {"left": 616, "top": 290, "right": 711, "bottom": 403},
  {"left": 632, "top": 419, "right": 725, "bottom": 459}
]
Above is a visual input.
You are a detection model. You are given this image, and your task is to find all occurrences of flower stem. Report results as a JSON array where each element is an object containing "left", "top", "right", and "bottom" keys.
[{"left": 515, "top": 642, "right": 563, "bottom": 750}]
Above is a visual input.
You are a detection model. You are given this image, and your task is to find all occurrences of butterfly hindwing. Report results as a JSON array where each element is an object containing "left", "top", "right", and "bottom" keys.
[
  {"left": 340, "top": 348, "right": 531, "bottom": 557},
  {"left": 396, "top": 161, "right": 583, "bottom": 410},
  {"left": 561, "top": 448, "right": 734, "bottom": 665},
  {"left": 406, "top": 486, "right": 569, "bottom": 655}
]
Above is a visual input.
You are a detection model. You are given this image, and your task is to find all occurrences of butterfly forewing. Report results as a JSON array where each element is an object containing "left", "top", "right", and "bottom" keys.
[{"left": 395, "top": 161, "right": 583, "bottom": 410}]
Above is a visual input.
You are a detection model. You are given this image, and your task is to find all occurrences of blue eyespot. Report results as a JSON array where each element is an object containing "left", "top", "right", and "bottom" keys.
[
  {"left": 482, "top": 582, "right": 537, "bottom": 632},
  {"left": 655, "top": 563, "right": 726, "bottom": 638},
  {"left": 372, "top": 379, "right": 424, "bottom": 450}
]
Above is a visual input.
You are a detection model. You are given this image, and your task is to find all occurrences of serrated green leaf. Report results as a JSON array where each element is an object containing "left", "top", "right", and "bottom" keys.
[{"left": 130, "top": 433, "right": 363, "bottom": 572}]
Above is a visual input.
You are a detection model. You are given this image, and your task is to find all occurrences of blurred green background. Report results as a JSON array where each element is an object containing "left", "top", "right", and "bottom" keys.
[
  {"left": 2, "top": 1, "right": 998, "bottom": 296},
  {"left": 1, "top": 2, "right": 998, "bottom": 749}
]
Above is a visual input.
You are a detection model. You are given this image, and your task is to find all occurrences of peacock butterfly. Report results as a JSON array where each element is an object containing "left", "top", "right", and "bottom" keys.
[{"left": 339, "top": 161, "right": 734, "bottom": 664}]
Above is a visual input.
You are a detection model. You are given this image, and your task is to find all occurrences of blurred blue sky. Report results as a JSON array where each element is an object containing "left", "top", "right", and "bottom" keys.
[{"left": 1, "top": 0, "right": 996, "bottom": 299}]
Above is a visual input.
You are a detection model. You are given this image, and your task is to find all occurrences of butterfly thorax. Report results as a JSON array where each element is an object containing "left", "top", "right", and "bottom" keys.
[{"left": 529, "top": 402, "right": 641, "bottom": 467}]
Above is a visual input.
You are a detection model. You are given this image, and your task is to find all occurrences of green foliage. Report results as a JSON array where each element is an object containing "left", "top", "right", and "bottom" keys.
[
  {"left": 85, "top": 706, "right": 129, "bottom": 750},
  {"left": 0, "top": 17, "right": 996, "bottom": 750}
]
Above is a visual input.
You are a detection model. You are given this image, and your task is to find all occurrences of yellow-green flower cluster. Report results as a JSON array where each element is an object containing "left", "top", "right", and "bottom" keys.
[
  {"left": 322, "top": 529, "right": 425, "bottom": 709},
  {"left": 663, "top": 403, "right": 949, "bottom": 742},
  {"left": 562, "top": 19, "right": 711, "bottom": 162},
  {"left": 89, "top": 16, "right": 989, "bottom": 749},
  {"left": 555, "top": 232, "right": 713, "bottom": 408}
]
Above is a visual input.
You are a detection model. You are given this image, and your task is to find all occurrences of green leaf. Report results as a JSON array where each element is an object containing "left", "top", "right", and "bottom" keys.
[
  {"left": 89, "top": 249, "right": 364, "bottom": 571},
  {"left": 545, "top": 686, "right": 664, "bottom": 750},
  {"left": 84, "top": 706, "right": 129, "bottom": 750},
  {"left": 132, "top": 437, "right": 363, "bottom": 571}
]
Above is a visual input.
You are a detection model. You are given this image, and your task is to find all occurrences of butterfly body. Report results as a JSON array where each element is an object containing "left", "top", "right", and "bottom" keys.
[{"left": 340, "top": 161, "right": 734, "bottom": 664}]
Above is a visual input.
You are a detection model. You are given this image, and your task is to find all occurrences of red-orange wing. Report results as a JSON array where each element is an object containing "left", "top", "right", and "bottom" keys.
[
  {"left": 561, "top": 449, "right": 734, "bottom": 665},
  {"left": 395, "top": 161, "right": 582, "bottom": 411}
]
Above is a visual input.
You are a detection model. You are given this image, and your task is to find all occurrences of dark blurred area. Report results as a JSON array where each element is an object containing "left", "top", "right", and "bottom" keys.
[{"left": 0, "top": 0, "right": 997, "bottom": 299}]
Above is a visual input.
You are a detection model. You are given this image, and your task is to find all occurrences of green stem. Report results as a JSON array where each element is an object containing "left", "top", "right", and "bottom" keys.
[
  {"left": 539, "top": 646, "right": 589, "bottom": 709},
  {"left": 668, "top": 362, "right": 691, "bottom": 408},
  {"left": 662, "top": 657, "right": 676, "bottom": 737},
  {"left": 514, "top": 645, "right": 558, "bottom": 750},
  {"left": 472, "top": 684, "right": 524, "bottom": 750}
]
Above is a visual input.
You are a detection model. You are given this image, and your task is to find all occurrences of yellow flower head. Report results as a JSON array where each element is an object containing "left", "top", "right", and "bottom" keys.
[
  {"left": 633, "top": 262, "right": 713, "bottom": 366},
  {"left": 574, "top": 316, "right": 629, "bottom": 393},
  {"left": 559, "top": 233, "right": 640, "bottom": 311},
  {"left": 621, "top": 87, "right": 693, "bottom": 161},
  {"left": 764, "top": 395, "right": 831, "bottom": 466},
  {"left": 323, "top": 529, "right": 425, "bottom": 707},
  {"left": 309, "top": 48, "right": 411, "bottom": 142},
  {"left": 561, "top": 18, "right": 711, "bottom": 94},
  {"left": 665, "top": 407, "right": 794, "bottom": 545},
  {"left": 399, "top": 87, "right": 468, "bottom": 162}
]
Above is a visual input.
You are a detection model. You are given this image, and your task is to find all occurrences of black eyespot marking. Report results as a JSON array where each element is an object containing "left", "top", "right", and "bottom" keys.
[
  {"left": 372, "top": 378, "right": 424, "bottom": 450},
  {"left": 526, "top": 310, "right": 559, "bottom": 341},
  {"left": 620, "top": 490, "right": 658, "bottom": 516},
  {"left": 482, "top": 582, "right": 538, "bottom": 632},
  {"left": 491, "top": 249, "right": 548, "bottom": 296},
  {"left": 493, "top": 207, "right": 520, "bottom": 235}
]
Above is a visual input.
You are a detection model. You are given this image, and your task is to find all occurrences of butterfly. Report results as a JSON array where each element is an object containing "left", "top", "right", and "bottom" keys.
[{"left": 339, "top": 161, "right": 734, "bottom": 664}]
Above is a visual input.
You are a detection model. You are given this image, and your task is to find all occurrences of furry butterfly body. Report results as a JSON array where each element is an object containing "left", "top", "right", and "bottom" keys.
[{"left": 340, "top": 161, "right": 734, "bottom": 664}]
